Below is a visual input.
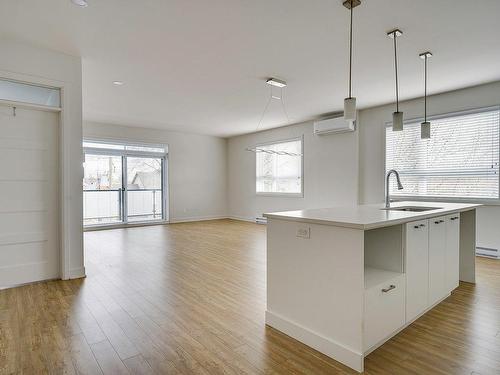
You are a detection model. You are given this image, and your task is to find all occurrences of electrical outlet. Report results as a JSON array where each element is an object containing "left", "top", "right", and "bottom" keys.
[{"left": 296, "top": 226, "right": 310, "bottom": 239}]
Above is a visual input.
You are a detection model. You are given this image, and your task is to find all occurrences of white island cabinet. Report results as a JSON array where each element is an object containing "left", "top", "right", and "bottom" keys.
[{"left": 264, "top": 201, "right": 479, "bottom": 373}]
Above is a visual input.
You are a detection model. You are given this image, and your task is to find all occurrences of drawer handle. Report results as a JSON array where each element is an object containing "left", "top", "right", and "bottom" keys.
[
  {"left": 450, "top": 217, "right": 459, "bottom": 221},
  {"left": 434, "top": 220, "right": 444, "bottom": 224},
  {"left": 382, "top": 285, "right": 396, "bottom": 293},
  {"left": 414, "top": 224, "right": 426, "bottom": 229}
]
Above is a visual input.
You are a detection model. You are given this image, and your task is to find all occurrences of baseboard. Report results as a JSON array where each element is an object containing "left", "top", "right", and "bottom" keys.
[
  {"left": 227, "top": 215, "right": 257, "bottom": 223},
  {"left": 68, "top": 266, "right": 86, "bottom": 279},
  {"left": 170, "top": 215, "right": 229, "bottom": 223},
  {"left": 265, "top": 310, "right": 363, "bottom": 373}
]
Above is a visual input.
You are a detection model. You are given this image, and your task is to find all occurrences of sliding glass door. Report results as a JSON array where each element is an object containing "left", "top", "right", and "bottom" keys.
[
  {"left": 83, "top": 154, "right": 123, "bottom": 225},
  {"left": 126, "top": 157, "right": 164, "bottom": 222},
  {"left": 83, "top": 141, "right": 168, "bottom": 227}
]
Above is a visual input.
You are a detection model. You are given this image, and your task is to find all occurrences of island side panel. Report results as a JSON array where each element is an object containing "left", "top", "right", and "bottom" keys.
[
  {"left": 266, "top": 218, "right": 365, "bottom": 372},
  {"left": 459, "top": 209, "right": 476, "bottom": 283}
]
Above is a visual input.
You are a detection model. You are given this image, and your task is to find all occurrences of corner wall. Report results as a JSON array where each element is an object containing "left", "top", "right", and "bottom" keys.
[{"left": 83, "top": 121, "right": 228, "bottom": 222}]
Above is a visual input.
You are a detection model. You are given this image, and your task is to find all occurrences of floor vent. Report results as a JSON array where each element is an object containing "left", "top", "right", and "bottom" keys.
[
  {"left": 255, "top": 217, "right": 267, "bottom": 225},
  {"left": 476, "top": 246, "right": 499, "bottom": 259}
]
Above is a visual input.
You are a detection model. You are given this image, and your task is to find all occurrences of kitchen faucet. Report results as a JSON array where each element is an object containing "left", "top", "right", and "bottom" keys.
[{"left": 385, "top": 169, "right": 403, "bottom": 208}]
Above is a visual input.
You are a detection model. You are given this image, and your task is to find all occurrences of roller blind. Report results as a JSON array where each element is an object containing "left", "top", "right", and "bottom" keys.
[
  {"left": 386, "top": 107, "right": 500, "bottom": 200},
  {"left": 256, "top": 139, "right": 302, "bottom": 194}
]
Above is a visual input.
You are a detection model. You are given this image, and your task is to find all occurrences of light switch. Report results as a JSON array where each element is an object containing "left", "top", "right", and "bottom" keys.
[{"left": 296, "top": 226, "right": 310, "bottom": 239}]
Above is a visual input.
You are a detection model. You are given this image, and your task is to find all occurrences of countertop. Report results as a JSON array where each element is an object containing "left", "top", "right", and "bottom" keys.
[{"left": 263, "top": 201, "right": 481, "bottom": 230}]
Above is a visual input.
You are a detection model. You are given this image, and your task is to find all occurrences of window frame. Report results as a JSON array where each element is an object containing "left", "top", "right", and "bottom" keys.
[
  {"left": 384, "top": 105, "right": 500, "bottom": 205},
  {"left": 83, "top": 137, "right": 170, "bottom": 227},
  {"left": 255, "top": 136, "right": 304, "bottom": 198}
]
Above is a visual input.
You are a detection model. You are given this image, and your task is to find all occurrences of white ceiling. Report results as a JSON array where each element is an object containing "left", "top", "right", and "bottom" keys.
[{"left": 1, "top": 0, "right": 499, "bottom": 137}]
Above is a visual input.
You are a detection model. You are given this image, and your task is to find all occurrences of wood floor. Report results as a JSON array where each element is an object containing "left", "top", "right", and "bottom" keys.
[{"left": 1, "top": 219, "right": 499, "bottom": 374}]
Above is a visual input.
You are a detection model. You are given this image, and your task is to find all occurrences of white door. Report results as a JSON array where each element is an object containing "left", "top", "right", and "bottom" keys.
[
  {"left": 428, "top": 216, "right": 447, "bottom": 305},
  {"left": 405, "top": 219, "right": 429, "bottom": 322},
  {"left": 0, "top": 105, "right": 59, "bottom": 287},
  {"left": 445, "top": 213, "right": 460, "bottom": 292}
]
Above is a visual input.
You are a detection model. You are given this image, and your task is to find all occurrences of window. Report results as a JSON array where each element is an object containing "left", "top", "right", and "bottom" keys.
[
  {"left": 386, "top": 107, "right": 500, "bottom": 200},
  {"left": 256, "top": 138, "right": 303, "bottom": 195},
  {"left": 83, "top": 139, "right": 168, "bottom": 226}
]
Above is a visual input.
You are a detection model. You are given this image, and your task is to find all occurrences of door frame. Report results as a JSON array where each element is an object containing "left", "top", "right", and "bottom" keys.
[{"left": 0, "top": 70, "right": 78, "bottom": 281}]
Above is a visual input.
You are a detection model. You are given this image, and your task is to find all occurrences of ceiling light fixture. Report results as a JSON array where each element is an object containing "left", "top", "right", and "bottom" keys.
[
  {"left": 388, "top": 29, "right": 403, "bottom": 131},
  {"left": 71, "top": 0, "right": 88, "bottom": 7},
  {"left": 343, "top": 0, "right": 361, "bottom": 123},
  {"left": 112, "top": 81, "right": 124, "bottom": 86},
  {"left": 419, "top": 51, "right": 433, "bottom": 139}
]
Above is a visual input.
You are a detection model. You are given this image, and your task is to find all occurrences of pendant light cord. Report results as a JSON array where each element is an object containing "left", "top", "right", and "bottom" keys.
[
  {"left": 424, "top": 55, "right": 428, "bottom": 122},
  {"left": 393, "top": 34, "right": 399, "bottom": 112},
  {"left": 348, "top": 0, "right": 353, "bottom": 98}
]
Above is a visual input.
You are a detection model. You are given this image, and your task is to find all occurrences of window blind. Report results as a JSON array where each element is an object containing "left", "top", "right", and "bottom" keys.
[
  {"left": 256, "top": 139, "right": 302, "bottom": 194},
  {"left": 386, "top": 107, "right": 500, "bottom": 199}
]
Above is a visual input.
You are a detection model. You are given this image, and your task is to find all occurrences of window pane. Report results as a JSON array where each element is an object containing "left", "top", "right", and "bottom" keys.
[
  {"left": 83, "top": 154, "right": 123, "bottom": 225},
  {"left": 127, "top": 157, "right": 163, "bottom": 221},
  {"left": 256, "top": 139, "right": 302, "bottom": 194},
  {"left": 386, "top": 108, "right": 500, "bottom": 199},
  {"left": 0, "top": 79, "right": 60, "bottom": 107}
]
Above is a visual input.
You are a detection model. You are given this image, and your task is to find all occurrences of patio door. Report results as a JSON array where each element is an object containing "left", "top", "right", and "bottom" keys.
[{"left": 83, "top": 141, "right": 168, "bottom": 227}]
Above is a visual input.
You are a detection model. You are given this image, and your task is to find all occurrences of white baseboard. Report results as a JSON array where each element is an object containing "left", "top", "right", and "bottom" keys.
[
  {"left": 265, "top": 310, "right": 363, "bottom": 373},
  {"left": 227, "top": 215, "right": 257, "bottom": 223},
  {"left": 170, "top": 215, "right": 229, "bottom": 224},
  {"left": 68, "top": 266, "right": 86, "bottom": 279}
]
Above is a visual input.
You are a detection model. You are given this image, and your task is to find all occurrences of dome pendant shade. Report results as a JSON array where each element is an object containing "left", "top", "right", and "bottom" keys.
[
  {"left": 421, "top": 121, "right": 431, "bottom": 139},
  {"left": 392, "top": 111, "right": 404, "bottom": 131},
  {"left": 344, "top": 97, "right": 357, "bottom": 121}
]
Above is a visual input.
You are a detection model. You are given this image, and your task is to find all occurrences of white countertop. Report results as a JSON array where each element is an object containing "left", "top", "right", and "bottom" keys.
[{"left": 263, "top": 201, "right": 480, "bottom": 230}]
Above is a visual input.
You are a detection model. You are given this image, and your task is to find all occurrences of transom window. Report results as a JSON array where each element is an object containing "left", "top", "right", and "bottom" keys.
[
  {"left": 255, "top": 138, "right": 303, "bottom": 196},
  {"left": 386, "top": 106, "right": 500, "bottom": 200}
]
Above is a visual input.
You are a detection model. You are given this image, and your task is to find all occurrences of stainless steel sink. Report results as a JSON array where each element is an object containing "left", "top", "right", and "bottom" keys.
[{"left": 382, "top": 206, "right": 442, "bottom": 212}]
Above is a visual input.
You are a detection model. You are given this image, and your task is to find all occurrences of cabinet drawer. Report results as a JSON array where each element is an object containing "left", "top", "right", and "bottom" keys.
[{"left": 364, "top": 274, "right": 405, "bottom": 351}]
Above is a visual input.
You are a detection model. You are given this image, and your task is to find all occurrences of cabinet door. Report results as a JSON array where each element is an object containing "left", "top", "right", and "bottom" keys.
[
  {"left": 405, "top": 219, "right": 429, "bottom": 322},
  {"left": 445, "top": 213, "right": 460, "bottom": 292},
  {"left": 429, "top": 216, "right": 447, "bottom": 306}
]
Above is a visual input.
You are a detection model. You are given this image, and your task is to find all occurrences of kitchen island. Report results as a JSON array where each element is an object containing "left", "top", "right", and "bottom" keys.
[{"left": 263, "top": 201, "right": 479, "bottom": 373}]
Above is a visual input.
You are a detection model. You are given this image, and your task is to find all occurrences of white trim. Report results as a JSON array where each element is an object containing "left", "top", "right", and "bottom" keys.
[
  {"left": 84, "top": 219, "right": 169, "bottom": 231},
  {"left": 265, "top": 310, "right": 364, "bottom": 373},
  {"left": 68, "top": 266, "right": 86, "bottom": 279},
  {"left": 169, "top": 215, "right": 229, "bottom": 223},
  {"left": 0, "top": 99, "right": 61, "bottom": 112},
  {"left": 228, "top": 215, "right": 258, "bottom": 223}
]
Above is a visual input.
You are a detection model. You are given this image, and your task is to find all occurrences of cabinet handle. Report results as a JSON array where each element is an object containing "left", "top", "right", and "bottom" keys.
[
  {"left": 434, "top": 220, "right": 444, "bottom": 224},
  {"left": 414, "top": 223, "right": 426, "bottom": 229},
  {"left": 450, "top": 217, "right": 459, "bottom": 221},
  {"left": 382, "top": 285, "right": 396, "bottom": 293},
  {"left": 419, "top": 224, "right": 426, "bottom": 227}
]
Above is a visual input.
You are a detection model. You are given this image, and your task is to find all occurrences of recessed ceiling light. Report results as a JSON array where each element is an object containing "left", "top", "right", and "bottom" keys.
[
  {"left": 112, "top": 81, "right": 124, "bottom": 86},
  {"left": 71, "top": 0, "right": 88, "bottom": 7}
]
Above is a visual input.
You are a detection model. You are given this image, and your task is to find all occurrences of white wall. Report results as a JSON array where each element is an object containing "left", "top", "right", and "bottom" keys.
[
  {"left": 83, "top": 121, "right": 227, "bottom": 222},
  {"left": 227, "top": 121, "right": 359, "bottom": 221},
  {"left": 0, "top": 39, "right": 84, "bottom": 279},
  {"left": 358, "top": 81, "right": 500, "bottom": 251}
]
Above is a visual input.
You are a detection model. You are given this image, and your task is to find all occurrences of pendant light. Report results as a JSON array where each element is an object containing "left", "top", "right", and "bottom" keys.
[
  {"left": 419, "top": 52, "right": 433, "bottom": 139},
  {"left": 387, "top": 29, "right": 403, "bottom": 131},
  {"left": 343, "top": 0, "right": 360, "bottom": 122}
]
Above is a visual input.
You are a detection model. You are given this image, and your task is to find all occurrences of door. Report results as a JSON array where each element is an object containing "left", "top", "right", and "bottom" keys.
[
  {"left": 405, "top": 219, "right": 429, "bottom": 322},
  {"left": 0, "top": 105, "right": 59, "bottom": 287},
  {"left": 126, "top": 156, "right": 164, "bottom": 222},
  {"left": 445, "top": 213, "right": 460, "bottom": 292},
  {"left": 429, "top": 216, "right": 447, "bottom": 305},
  {"left": 83, "top": 154, "right": 123, "bottom": 225}
]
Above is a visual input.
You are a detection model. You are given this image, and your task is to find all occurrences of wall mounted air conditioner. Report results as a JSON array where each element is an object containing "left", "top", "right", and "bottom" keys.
[{"left": 313, "top": 115, "right": 356, "bottom": 135}]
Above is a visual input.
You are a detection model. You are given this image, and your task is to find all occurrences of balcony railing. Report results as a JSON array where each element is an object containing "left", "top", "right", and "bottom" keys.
[{"left": 83, "top": 189, "right": 162, "bottom": 226}]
